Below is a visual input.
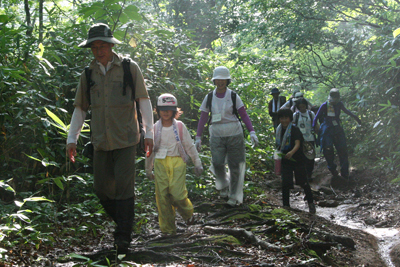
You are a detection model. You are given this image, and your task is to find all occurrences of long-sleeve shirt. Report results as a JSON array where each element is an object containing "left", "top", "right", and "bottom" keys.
[
  {"left": 312, "top": 101, "right": 359, "bottom": 128},
  {"left": 196, "top": 90, "right": 255, "bottom": 138},
  {"left": 145, "top": 120, "right": 201, "bottom": 174}
]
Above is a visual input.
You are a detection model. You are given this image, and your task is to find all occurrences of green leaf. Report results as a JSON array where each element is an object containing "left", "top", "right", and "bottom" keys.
[
  {"left": 24, "top": 154, "right": 42, "bottom": 162},
  {"left": 53, "top": 177, "right": 64, "bottom": 190},
  {"left": 105, "top": 0, "right": 120, "bottom": 5},
  {"left": 394, "top": 28, "right": 400, "bottom": 38},
  {"left": 66, "top": 253, "right": 91, "bottom": 261},
  {"left": 45, "top": 107, "right": 67, "bottom": 132},
  {"left": 124, "top": 5, "right": 141, "bottom": 21},
  {"left": 24, "top": 197, "right": 54, "bottom": 202},
  {"left": 81, "top": 5, "right": 103, "bottom": 19},
  {"left": 0, "top": 181, "right": 15, "bottom": 193},
  {"left": 94, "top": 9, "right": 107, "bottom": 20},
  {"left": 119, "top": 12, "right": 129, "bottom": 24},
  {"left": 38, "top": 43, "right": 44, "bottom": 58},
  {"left": 373, "top": 120, "right": 381, "bottom": 128},
  {"left": 0, "top": 15, "right": 9, "bottom": 23},
  {"left": 14, "top": 213, "right": 31, "bottom": 223},
  {"left": 41, "top": 159, "right": 60, "bottom": 167}
]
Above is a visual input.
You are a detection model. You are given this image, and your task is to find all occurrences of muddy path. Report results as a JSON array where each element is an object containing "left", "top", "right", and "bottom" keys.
[
  {"left": 56, "top": 157, "right": 398, "bottom": 266},
  {"left": 290, "top": 157, "right": 400, "bottom": 267}
]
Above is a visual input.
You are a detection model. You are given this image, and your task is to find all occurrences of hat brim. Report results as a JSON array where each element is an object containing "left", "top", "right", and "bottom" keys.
[
  {"left": 211, "top": 77, "right": 231, "bottom": 81},
  {"left": 328, "top": 95, "right": 340, "bottom": 102},
  {"left": 78, "top": 37, "right": 122, "bottom": 48},
  {"left": 158, "top": 106, "right": 177, "bottom": 111}
]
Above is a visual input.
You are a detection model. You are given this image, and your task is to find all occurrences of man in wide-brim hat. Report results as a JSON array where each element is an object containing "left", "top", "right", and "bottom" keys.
[{"left": 67, "top": 23, "right": 154, "bottom": 253}]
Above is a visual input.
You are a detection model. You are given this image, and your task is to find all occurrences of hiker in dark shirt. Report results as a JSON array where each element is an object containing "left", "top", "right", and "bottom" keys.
[
  {"left": 276, "top": 108, "right": 316, "bottom": 214},
  {"left": 268, "top": 87, "right": 286, "bottom": 130},
  {"left": 313, "top": 88, "right": 361, "bottom": 181}
]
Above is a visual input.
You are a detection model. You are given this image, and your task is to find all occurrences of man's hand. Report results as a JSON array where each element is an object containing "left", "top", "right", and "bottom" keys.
[
  {"left": 66, "top": 143, "right": 77, "bottom": 163},
  {"left": 145, "top": 138, "right": 154, "bottom": 157}
]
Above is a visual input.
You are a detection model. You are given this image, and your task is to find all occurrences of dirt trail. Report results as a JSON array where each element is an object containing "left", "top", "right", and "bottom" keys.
[
  {"left": 290, "top": 157, "right": 400, "bottom": 267},
  {"left": 56, "top": 157, "right": 398, "bottom": 266}
]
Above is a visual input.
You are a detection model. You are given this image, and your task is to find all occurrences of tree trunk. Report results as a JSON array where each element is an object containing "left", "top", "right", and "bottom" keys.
[
  {"left": 39, "top": 0, "right": 43, "bottom": 42},
  {"left": 24, "top": 0, "right": 32, "bottom": 36}
]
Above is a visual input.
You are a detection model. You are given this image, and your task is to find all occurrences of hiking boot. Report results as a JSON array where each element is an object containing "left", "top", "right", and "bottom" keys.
[
  {"left": 114, "top": 197, "right": 134, "bottom": 254},
  {"left": 114, "top": 239, "right": 130, "bottom": 254},
  {"left": 331, "top": 169, "right": 339, "bottom": 177},
  {"left": 308, "top": 202, "right": 316, "bottom": 214},
  {"left": 226, "top": 198, "right": 237, "bottom": 207},
  {"left": 186, "top": 215, "right": 196, "bottom": 226},
  {"left": 331, "top": 175, "right": 348, "bottom": 188},
  {"left": 220, "top": 187, "right": 229, "bottom": 198}
]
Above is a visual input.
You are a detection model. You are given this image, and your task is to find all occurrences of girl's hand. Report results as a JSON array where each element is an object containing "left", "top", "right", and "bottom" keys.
[
  {"left": 195, "top": 165, "right": 203, "bottom": 177},
  {"left": 285, "top": 151, "right": 293, "bottom": 159}
]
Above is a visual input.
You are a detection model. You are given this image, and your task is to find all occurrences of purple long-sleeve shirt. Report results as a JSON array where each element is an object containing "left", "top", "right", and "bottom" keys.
[
  {"left": 312, "top": 101, "right": 360, "bottom": 128},
  {"left": 196, "top": 92, "right": 255, "bottom": 137}
]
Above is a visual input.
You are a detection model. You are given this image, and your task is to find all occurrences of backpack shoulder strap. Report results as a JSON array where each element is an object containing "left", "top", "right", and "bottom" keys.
[
  {"left": 206, "top": 91, "right": 213, "bottom": 112},
  {"left": 206, "top": 91, "right": 213, "bottom": 124},
  {"left": 231, "top": 91, "right": 239, "bottom": 120},
  {"left": 122, "top": 58, "right": 136, "bottom": 99},
  {"left": 308, "top": 110, "right": 314, "bottom": 127},
  {"left": 294, "top": 111, "right": 300, "bottom": 125},
  {"left": 177, "top": 121, "right": 183, "bottom": 141},
  {"left": 84, "top": 67, "right": 93, "bottom": 106},
  {"left": 122, "top": 58, "right": 142, "bottom": 125}
]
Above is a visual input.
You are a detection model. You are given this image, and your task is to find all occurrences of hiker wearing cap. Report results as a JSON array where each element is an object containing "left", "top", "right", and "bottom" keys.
[
  {"left": 66, "top": 23, "right": 154, "bottom": 253},
  {"left": 268, "top": 87, "right": 287, "bottom": 130},
  {"left": 313, "top": 88, "right": 361, "bottom": 181},
  {"left": 195, "top": 66, "right": 259, "bottom": 207},
  {"left": 289, "top": 92, "right": 313, "bottom": 112},
  {"left": 145, "top": 94, "right": 203, "bottom": 235},
  {"left": 279, "top": 89, "right": 300, "bottom": 110}
]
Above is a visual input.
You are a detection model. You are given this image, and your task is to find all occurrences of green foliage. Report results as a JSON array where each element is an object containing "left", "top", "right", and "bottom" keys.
[{"left": 3, "top": 0, "right": 400, "bottom": 264}]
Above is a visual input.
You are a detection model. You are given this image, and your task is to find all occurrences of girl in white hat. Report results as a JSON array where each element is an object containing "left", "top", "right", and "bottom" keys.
[{"left": 146, "top": 93, "right": 203, "bottom": 235}]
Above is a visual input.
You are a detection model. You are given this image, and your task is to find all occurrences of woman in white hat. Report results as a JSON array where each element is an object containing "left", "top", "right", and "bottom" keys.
[{"left": 195, "top": 66, "right": 258, "bottom": 207}]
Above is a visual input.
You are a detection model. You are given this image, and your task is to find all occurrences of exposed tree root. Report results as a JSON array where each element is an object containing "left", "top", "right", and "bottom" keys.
[{"left": 203, "top": 226, "right": 286, "bottom": 252}]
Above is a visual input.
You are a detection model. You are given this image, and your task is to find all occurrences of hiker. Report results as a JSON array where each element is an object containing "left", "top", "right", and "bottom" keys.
[
  {"left": 195, "top": 66, "right": 259, "bottom": 207},
  {"left": 279, "top": 89, "right": 300, "bottom": 110},
  {"left": 66, "top": 23, "right": 154, "bottom": 253},
  {"left": 293, "top": 98, "right": 319, "bottom": 181},
  {"left": 290, "top": 92, "right": 312, "bottom": 112},
  {"left": 276, "top": 108, "right": 316, "bottom": 214},
  {"left": 145, "top": 93, "right": 203, "bottom": 235},
  {"left": 312, "top": 88, "right": 361, "bottom": 180},
  {"left": 268, "top": 87, "right": 287, "bottom": 130}
]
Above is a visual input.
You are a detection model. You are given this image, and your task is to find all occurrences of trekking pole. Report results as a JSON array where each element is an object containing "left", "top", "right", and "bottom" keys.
[{"left": 330, "top": 185, "right": 338, "bottom": 197}]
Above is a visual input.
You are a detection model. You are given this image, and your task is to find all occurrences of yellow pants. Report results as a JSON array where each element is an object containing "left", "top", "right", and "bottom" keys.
[{"left": 154, "top": 156, "right": 193, "bottom": 234}]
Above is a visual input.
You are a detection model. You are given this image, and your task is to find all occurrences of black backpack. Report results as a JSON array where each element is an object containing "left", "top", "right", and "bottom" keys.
[
  {"left": 206, "top": 90, "right": 240, "bottom": 124},
  {"left": 84, "top": 58, "right": 145, "bottom": 154}
]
